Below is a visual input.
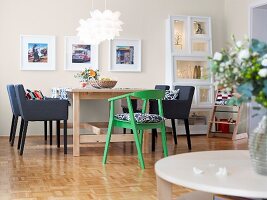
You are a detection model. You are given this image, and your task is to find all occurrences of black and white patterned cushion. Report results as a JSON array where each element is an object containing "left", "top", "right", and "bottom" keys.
[
  {"left": 115, "top": 113, "right": 163, "bottom": 123},
  {"left": 164, "top": 89, "right": 180, "bottom": 100}
]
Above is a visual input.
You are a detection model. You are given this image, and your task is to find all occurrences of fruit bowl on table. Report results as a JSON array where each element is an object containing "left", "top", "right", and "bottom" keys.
[{"left": 89, "top": 79, "right": 117, "bottom": 89}]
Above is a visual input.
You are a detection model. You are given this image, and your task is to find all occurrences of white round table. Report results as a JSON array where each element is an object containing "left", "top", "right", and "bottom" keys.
[{"left": 155, "top": 150, "right": 267, "bottom": 200}]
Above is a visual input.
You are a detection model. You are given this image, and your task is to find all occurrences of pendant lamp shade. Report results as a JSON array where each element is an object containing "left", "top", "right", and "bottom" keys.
[{"left": 77, "top": 9, "right": 123, "bottom": 45}]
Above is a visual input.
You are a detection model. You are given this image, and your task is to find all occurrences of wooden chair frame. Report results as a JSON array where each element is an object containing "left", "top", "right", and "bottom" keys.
[{"left": 102, "top": 90, "right": 168, "bottom": 169}]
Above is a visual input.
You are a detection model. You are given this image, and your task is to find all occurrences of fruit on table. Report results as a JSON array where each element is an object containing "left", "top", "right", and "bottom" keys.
[{"left": 100, "top": 77, "right": 113, "bottom": 81}]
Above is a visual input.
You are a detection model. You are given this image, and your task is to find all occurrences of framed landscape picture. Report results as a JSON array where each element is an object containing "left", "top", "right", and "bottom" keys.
[
  {"left": 109, "top": 39, "right": 141, "bottom": 72},
  {"left": 20, "top": 35, "right": 55, "bottom": 70},
  {"left": 64, "top": 36, "right": 98, "bottom": 71}
]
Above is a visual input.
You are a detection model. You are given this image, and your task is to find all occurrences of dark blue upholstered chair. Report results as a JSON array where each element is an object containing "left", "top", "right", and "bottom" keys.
[
  {"left": 150, "top": 85, "right": 195, "bottom": 151},
  {"left": 14, "top": 84, "right": 69, "bottom": 155},
  {"left": 7, "top": 84, "right": 21, "bottom": 145},
  {"left": 151, "top": 85, "right": 170, "bottom": 151},
  {"left": 7, "top": 85, "right": 55, "bottom": 147}
]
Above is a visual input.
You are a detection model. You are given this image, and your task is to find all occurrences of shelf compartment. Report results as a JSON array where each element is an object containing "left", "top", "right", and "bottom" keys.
[
  {"left": 214, "top": 110, "right": 238, "bottom": 113},
  {"left": 171, "top": 17, "right": 188, "bottom": 53},
  {"left": 191, "top": 16, "right": 211, "bottom": 39},
  {"left": 198, "top": 86, "right": 213, "bottom": 105},
  {"left": 174, "top": 59, "right": 209, "bottom": 81},
  {"left": 214, "top": 105, "right": 239, "bottom": 108},
  {"left": 191, "top": 39, "right": 211, "bottom": 55}
]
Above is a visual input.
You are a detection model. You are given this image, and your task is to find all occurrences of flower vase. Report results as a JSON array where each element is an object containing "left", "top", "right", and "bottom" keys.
[
  {"left": 249, "top": 113, "right": 267, "bottom": 176},
  {"left": 80, "top": 81, "right": 88, "bottom": 88}
]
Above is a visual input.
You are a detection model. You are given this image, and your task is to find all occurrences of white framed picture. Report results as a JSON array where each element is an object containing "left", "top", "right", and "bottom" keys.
[
  {"left": 20, "top": 35, "right": 56, "bottom": 70},
  {"left": 109, "top": 39, "right": 141, "bottom": 72},
  {"left": 64, "top": 36, "right": 98, "bottom": 71}
]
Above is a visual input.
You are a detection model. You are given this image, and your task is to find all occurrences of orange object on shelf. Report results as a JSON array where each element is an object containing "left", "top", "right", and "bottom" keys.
[{"left": 218, "top": 119, "right": 229, "bottom": 133}]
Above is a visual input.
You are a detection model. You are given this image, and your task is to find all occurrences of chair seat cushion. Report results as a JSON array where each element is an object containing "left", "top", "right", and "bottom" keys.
[
  {"left": 164, "top": 89, "right": 180, "bottom": 100},
  {"left": 115, "top": 113, "right": 163, "bottom": 123},
  {"left": 26, "top": 89, "right": 45, "bottom": 100}
]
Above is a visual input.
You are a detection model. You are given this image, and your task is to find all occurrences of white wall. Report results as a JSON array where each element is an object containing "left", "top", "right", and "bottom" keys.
[
  {"left": 0, "top": 0, "right": 229, "bottom": 135},
  {"left": 224, "top": 0, "right": 263, "bottom": 40},
  {"left": 224, "top": 0, "right": 250, "bottom": 40}
]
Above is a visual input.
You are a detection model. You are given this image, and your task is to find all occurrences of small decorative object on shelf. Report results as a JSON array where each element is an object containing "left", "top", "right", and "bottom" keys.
[
  {"left": 192, "top": 65, "right": 202, "bottom": 79},
  {"left": 174, "top": 32, "right": 183, "bottom": 49},
  {"left": 193, "top": 65, "right": 198, "bottom": 79},
  {"left": 209, "top": 36, "right": 267, "bottom": 176},
  {"left": 194, "top": 21, "right": 204, "bottom": 34}
]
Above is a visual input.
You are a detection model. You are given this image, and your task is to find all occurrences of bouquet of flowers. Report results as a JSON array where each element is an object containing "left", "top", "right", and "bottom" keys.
[
  {"left": 209, "top": 36, "right": 267, "bottom": 108},
  {"left": 74, "top": 68, "right": 99, "bottom": 82}
]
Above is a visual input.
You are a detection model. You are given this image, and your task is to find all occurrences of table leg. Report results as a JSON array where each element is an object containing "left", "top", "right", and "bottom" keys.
[
  {"left": 157, "top": 175, "right": 172, "bottom": 200},
  {"left": 73, "top": 92, "right": 80, "bottom": 156}
]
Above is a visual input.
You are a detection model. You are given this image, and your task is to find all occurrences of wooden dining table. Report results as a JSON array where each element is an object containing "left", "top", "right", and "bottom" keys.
[{"left": 68, "top": 88, "right": 151, "bottom": 157}]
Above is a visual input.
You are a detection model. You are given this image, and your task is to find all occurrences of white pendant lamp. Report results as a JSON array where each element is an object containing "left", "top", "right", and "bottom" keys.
[{"left": 77, "top": 0, "right": 123, "bottom": 45}]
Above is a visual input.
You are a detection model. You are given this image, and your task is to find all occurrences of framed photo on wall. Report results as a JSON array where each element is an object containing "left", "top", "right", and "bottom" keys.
[
  {"left": 109, "top": 39, "right": 141, "bottom": 72},
  {"left": 64, "top": 36, "right": 98, "bottom": 71},
  {"left": 20, "top": 35, "right": 56, "bottom": 70}
]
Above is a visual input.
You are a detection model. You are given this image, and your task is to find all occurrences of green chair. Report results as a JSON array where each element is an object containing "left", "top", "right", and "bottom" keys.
[{"left": 102, "top": 90, "right": 168, "bottom": 169}]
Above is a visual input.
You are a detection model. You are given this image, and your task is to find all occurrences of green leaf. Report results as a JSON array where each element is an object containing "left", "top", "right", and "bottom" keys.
[
  {"left": 250, "top": 39, "right": 267, "bottom": 56},
  {"left": 227, "top": 97, "right": 238, "bottom": 106},
  {"left": 237, "top": 82, "right": 253, "bottom": 98},
  {"left": 263, "top": 80, "right": 267, "bottom": 96}
]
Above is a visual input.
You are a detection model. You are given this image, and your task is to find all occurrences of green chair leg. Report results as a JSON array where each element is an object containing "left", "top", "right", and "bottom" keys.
[
  {"left": 132, "top": 128, "right": 145, "bottom": 169},
  {"left": 102, "top": 121, "right": 113, "bottom": 164},
  {"left": 160, "top": 125, "right": 168, "bottom": 157},
  {"left": 139, "top": 130, "right": 144, "bottom": 152}
]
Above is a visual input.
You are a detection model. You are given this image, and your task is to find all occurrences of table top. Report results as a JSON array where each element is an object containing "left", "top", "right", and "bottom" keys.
[
  {"left": 155, "top": 150, "right": 267, "bottom": 198},
  {"left": 68, "top": 88, "right": 143, "bottom": 93}
]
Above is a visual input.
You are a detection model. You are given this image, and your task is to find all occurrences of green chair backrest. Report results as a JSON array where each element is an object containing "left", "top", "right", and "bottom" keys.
[{"left": 131, "top": 90, "right": 165, "bottom": 100}]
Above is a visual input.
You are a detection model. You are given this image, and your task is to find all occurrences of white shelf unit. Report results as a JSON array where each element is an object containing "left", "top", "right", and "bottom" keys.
[{"left": 165, "top": 15, "right": 213, "bottom": 134}]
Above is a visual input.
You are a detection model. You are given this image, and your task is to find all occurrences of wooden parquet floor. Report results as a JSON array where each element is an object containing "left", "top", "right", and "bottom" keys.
[{"left": 0, "top": 134, "right": 248, "bottom": 200}]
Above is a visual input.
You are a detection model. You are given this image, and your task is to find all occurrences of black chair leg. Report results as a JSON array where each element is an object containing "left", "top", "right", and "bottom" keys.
[
  {"left": 171, "top": 119, "right": 177, "bottom": 145},
  {"left": 56, "top": 120, "right": 60, "bottom": 148},
  {"left": 10, "top": 116, "right": 19, "bottom": 146},
  {"left": 63, "top": 120, "right": 67, "bottom": 154},
  {"left": 17, "top": 118, "right": 24, "bottom": 150},
  {"left": 184, "top": 119, "right": 191, "bottom": 150},
  {"left": 19, "top": 121, "right": 28, "bottom": 155},
  {"left": 151, "top": 129, "right": 157, "bottom": 151},
  {"left": 49, "top": 121, "right": 53, "bottom": 145},
  {"left": 9, "top": 115, "right": 15, "bottom": 143},
  {"left": 123, "top": 128, "right": 126, "bottom": 134},
  {"left": 44, "top": 121, "right": 47, "bottom": 141}
]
